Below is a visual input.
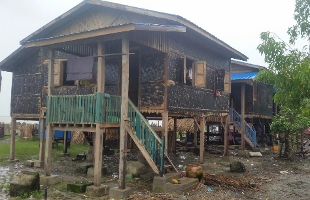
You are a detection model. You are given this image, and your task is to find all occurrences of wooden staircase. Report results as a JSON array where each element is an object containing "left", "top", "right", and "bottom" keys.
[
  {"left": 229, "top": 108, "right": 257, "bottom": 148},
  {"left": 125, "top": 99, "right": 166, "bottom": 175}
]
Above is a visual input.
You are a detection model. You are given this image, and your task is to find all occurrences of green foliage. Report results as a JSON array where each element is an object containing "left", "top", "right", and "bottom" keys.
[
  {"left": 16, "top": 190, "right": 42, "bottom": 199},
  {"left": 257, "top": 0, "right": 310, "bottom": 158},
  {"left": 54, "top": 182, "right": 67, "bottom": 191},
  {"left": 288, "top": 0, "right": 310, "bottom": 44},
  {"left": 257, "top": 32, "right": 310, "bottom": 109},
  {"left": 271, "top": 107, "right": 310, "bottom": 135}
]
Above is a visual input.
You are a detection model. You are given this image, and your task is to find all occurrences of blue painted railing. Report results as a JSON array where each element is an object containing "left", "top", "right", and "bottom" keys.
[
  {"left": 229, "top": 108, "right": 257, "bottom": 148},
  {"left": 127, "top": 99, "right": 165, "bottom": 175},
  {"left": 46, "top": 93, "right": 121, "bottom": 124}
]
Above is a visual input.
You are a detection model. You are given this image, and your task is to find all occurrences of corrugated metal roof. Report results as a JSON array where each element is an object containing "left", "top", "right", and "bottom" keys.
[
  {"left": 24, "top": 23, "right": 186, "bottom": 43},
  {"left": 231, "top": 72, "right": 258, "bottom": 80}
]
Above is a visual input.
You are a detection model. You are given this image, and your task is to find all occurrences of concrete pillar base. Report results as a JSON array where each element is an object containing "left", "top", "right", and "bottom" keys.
[
  {"left": 152, "top": 173, "right": 179, "bottom": 193},
  {"left": 238, "top": 150, "right": 250, "bottom": 158},
  {"left": 24, "top": 160, "right": 34, "bottom": 167},
  {"left": 34, "top": 161, "right": 44, "bottom": 168},
  {"left": 109, "top": 187, "right": 133, "bottom": 199},
  {"left": 86, "top": 184, "right": 109, "bottom": 197},
  {"left": 40, "top": 175, "right": 60, "bottom": 186}
]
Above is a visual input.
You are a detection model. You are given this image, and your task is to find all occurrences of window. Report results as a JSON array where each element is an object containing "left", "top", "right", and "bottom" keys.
[
  {"left": 216, "top": 69, "right": 231, "bottom": 93},
  {"left": 192, "top": 61, "right": 206, "bottom": 87},
  {"left": 54, "top": 59, "right": 75, "bottom": 86}
]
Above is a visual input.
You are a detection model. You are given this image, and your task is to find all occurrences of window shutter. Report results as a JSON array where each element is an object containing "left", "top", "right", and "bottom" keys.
[
  {"left": 54, "top": 59, "right": 65, "bottom": 86},
  {"left": 192, "top": 61, "right": 206, "bottom": 87},
  {"left": 216, "top": 69, "right": 225, "bottom": 91},
  {"left": 224, "top": 72, "right": 231, "bottom": 93}
]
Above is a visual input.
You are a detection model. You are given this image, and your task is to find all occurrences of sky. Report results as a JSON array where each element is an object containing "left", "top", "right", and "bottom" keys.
[{"left": 0, "top": 0, "right": 302, "bottom": 117}]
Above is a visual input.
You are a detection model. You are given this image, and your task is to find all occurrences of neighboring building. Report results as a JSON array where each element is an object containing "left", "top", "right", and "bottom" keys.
[
  {"left": 0, "top": 0, "right": 249, "bottom": 188},
  {"left": 230, "top": 60, "right": 273, "bottom": 145}
]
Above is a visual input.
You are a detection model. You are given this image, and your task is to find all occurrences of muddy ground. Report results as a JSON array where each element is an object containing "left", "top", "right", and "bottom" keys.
[{"left": 1, "top": 145, "right": 310, "bottom": 200}]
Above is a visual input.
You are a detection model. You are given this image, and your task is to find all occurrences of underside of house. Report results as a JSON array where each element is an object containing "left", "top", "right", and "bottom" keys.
[{"left": 0, "top": 0, "right": 272, "bottom": 189}]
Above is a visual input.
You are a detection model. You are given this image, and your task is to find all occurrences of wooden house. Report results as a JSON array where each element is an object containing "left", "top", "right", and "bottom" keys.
[
  {"left": 230, "top": 60, "right": 273, "bottom": 146},
  {"left": 0, "top": 0, "right": 249, "bottom": 189}
]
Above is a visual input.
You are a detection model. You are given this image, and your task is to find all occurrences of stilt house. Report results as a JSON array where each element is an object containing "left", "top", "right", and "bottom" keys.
[
  {"left": 0, "top": 0, "right": 250, "bottom": 188},
  {"left": 230, "top": 60, "right": 273, "bottom": 146}
]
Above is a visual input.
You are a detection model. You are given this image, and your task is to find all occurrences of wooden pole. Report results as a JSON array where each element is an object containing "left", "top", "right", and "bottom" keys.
[
  {"left": 10, "top": 117, "right": 16, "bottom": 160},
  {"left": 241, "top": 83, "right": 245, "bottom": 150},
  {"left": 63, "top": 131, "right": 68, "bottom": 154},
  {"left": 193, "top": 120, "right": 198, "bottom": 147},
  {"left": 118, "top": 37, "right": 129, "bottom": 190},
  {"left": 162, "top": 111, "right": 169, "bottom": 155},
  {"left": 94, "top": 126, "right": 103, "bottom": 186},
  {"left": 199, "top": 116, "right": 205, "bottom": 164},
  {"left": 45, "top": 49, "right": 55, "bottom": 176},
  {"left": 97, "top": 42, "right": 105, "bottom": 93},
  {"left": 39, "top": 117, "right": 46, "bottom": 164},
  {"left": 172, "top": 117, "right": 177, "bottom": 153},
  {"left": 223, "top": 116, "right": 229, "bottom": 156},
  {"left": 94, "top": 41, "right": 105, "bottom": 186}
]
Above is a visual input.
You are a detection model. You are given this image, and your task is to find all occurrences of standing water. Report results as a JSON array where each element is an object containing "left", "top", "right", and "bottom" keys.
[{"left": 0, "top": 164, "right": 22, "bottom": 199}]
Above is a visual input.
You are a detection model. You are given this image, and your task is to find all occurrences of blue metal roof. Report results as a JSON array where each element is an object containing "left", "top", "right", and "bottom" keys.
[{"left": 231, "top": 72, "right": 258, "bottom": 80}]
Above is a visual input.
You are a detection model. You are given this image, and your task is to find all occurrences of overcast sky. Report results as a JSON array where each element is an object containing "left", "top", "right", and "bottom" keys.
[{"left": 0, "top": 0, "right": 302, "bottom": 117}]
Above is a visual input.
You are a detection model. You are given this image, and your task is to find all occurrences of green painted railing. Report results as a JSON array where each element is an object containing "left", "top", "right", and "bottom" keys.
[
  {"left": 46, "top": 93, "right": 121, "bottom": 124},
  {"left": 127, "top": 99, "right": 165, "bottom": 175}
]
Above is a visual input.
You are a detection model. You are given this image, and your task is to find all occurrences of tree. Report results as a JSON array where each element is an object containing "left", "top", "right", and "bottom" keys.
[{"left": 257, "top": 0, "right": 310, "bottom": 158}]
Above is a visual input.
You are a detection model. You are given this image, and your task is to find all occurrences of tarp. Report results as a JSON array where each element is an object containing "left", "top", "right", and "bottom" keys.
[{"left": 66, "top": 56, "right": 93, "bottom": 80}]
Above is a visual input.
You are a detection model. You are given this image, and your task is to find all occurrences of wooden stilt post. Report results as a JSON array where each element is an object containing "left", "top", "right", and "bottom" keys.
[
  {"left": 39, "top": 117, "right": 46, "bottom": 164},
  {"left": 193, "top": 120, "right": 198, "bottom": 147},
  {"left": 223, "top": 116, "right": 229, "bottom": 156},
  {"left": 162, "top": 111, "right": 168, "bottom": 155},
  {"left": 199, "top": 116, "right": 205, "bottom": 164},
  {"left": 10, "top": 117, "right": 16, "bottom": 160},
  {"left": 172, "top": 117, "right": 177, "bottom": 153},
  {"left": 94, "top": 41, "right": 105, "bottom": 186},
  {"left": 94, "top": 127, "right": 103, "bottom": 186},
  {"left": 119, "top": 37, "right": 129, "bottom": 190},
  {"left": 241, "top": 83, "right": 245, "bottom": 150},
  {"left": 63, "top": 131, "right": 68, "bottom": 154},
  {"left": 45, "top": 49, "right": 55, "bottom": 176}
]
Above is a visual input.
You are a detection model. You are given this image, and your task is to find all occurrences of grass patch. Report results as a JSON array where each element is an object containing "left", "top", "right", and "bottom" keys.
[
  {"left": 0, "top": 136, "right": 89, "bottom": 164},
  {"left": 54, "top": 182, "right": 67, "bottom": 191},
  {"left": 16, "top": 190, "right": 42, "bottom": 199}
]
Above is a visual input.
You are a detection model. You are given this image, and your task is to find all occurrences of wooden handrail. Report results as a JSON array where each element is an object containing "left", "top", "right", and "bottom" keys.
[{"left": 128, "top": 99, "right": 162, "bottom": 143}]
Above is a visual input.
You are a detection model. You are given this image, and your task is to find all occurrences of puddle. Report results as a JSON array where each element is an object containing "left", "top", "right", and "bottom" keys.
[{"left": 0, "top": 164, "right": 21, "bottom": 200}]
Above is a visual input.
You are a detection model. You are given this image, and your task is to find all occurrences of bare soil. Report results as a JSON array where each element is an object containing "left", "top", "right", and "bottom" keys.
[{"left": 1, "top": 145, "right": 310, "bottom": 200}]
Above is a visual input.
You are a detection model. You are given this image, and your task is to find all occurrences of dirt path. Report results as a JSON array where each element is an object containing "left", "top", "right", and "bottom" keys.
[{"left": 1, "top": 145, "right": 310, "bottom": 199}]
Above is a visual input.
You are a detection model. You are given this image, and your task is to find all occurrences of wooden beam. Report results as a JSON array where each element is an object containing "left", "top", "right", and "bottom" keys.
[
  {"left": 241, "top": 83, "right": 245, "bottom": 150},
  {"left": 45, "top": 49, "right": 55, "bottom": 176},
  {"left": 199, "top": 116, "right": 205, "bottom": 164},
  {"left": 162, "top": 111, "right": 169, "bottom": 155},
  {"left": 63, "top": 131, "right": 68, "bottom": 154},
  {"left": 10, "top": 117, "right": 16, "bottom": 160},
  {"left": 223, "top": 116, "right": 229, "bottom": 156},
  {"left": 97, "top": 42, "right": 105, "bottom": 93},
  {"left": 51, "top": 126, "right": 96, "bottom": 132},
  {"left": 94, "top": 125, "right": 103, "bottom": 186},
  {"left": 44, "top": 124, "right": 53, "bottom": 176},
  {"left": 39, "top": 117, "right": 46, "bottom": 163},
  {"left": 172, "top": 117, "right": 177, "bottom": 153},
  {"left": 193, "top": 120, "right": 198, "bottom": 147},
  {"left": 118, "top": 37, "right": 129, "bottom": 190},
  {"left": 48, "top": 50, "right": 55, "bottom": 96}
]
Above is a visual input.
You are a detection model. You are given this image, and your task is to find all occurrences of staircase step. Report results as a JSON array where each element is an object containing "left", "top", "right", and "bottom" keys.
[
  {"left": 165, "top": 177, "right": 199, "bottom": 194},
  {"left": 163, "top": 173, "right": 180, "bottom": 182}
]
